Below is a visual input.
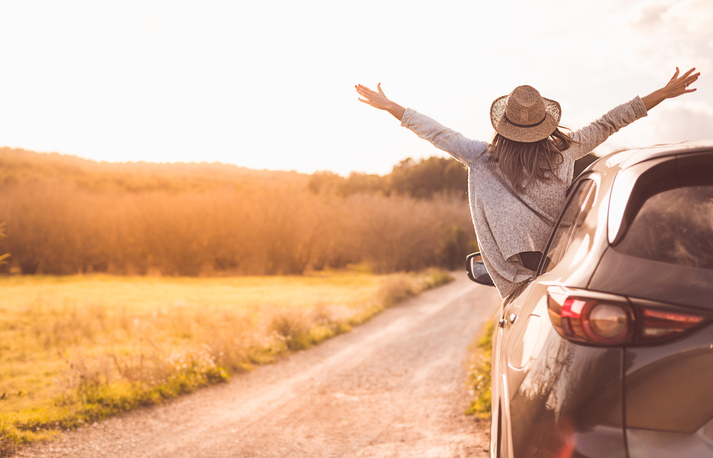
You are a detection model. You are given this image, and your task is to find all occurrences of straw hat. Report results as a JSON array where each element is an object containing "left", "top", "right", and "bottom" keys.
[{"left": 490, "top": 85, "right": 561, "bottom": 143}]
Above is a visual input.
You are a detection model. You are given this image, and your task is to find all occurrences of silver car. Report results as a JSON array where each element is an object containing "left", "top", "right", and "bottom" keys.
[{"left": 468, "top": 141, "right": 713, "bottom": 457}]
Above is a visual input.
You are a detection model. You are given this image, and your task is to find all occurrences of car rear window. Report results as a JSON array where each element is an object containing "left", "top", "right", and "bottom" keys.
[{"left": 614, "top": 180, "right": 713, "bottom": 270}]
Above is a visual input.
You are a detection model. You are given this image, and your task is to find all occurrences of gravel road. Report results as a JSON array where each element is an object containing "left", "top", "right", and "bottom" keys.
[{"left": 17, "top": 274, "right": 500, "bottom": 458}]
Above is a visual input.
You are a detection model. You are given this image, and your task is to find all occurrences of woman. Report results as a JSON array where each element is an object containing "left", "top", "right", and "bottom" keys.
[{"left": 355, "top": 67, "right": 700, "bottom": 300}]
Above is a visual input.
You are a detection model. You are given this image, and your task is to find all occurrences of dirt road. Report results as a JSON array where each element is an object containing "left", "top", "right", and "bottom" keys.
[{"left": 17, "top": 275, "right": 500, "bottom": 457}]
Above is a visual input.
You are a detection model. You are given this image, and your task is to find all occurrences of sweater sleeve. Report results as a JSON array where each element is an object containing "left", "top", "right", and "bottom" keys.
[
  {"left": 565, "top": 96, "right": 648, "bottom": 160},
  {"left": 401, "top": 108, "right": 489, "bottom": 165}
]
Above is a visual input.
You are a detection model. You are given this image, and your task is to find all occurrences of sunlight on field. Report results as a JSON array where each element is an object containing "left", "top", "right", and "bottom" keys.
[
  {"left": 0, "top": 273, "right": 383, "bottom": 312},
  {"left": 0, "top": 273, "right": 382, "bottom": 412},
  {"left": 0, "top": 270, "right": 452, "bottom": 453}
]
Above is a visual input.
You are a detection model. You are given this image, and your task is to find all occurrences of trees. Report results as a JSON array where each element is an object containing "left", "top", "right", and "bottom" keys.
[
  {"left": 390, "top": 156, "right": 467, "bottom": 198},
  {"left": 309, "top": 156, "right": 468, "bottom": 199}
]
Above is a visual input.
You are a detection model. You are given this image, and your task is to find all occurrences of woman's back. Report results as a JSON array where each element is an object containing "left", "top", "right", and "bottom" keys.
[{"left": 399, "top": 95, "right": 647, "bottom": 297}]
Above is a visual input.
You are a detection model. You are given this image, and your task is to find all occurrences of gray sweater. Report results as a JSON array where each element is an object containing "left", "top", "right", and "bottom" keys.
[{"left": 401, "top": 96, "right": 648, "bottom": 298}]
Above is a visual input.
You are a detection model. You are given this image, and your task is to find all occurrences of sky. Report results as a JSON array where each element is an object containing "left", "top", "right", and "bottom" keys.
[{"left": 0, "top": 0, "right": 711, "bottom": 176}]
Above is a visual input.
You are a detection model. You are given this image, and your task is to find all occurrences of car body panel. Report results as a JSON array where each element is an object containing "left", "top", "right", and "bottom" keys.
[
  {"left": 624, "top": 322, "right": 713, "bottom": 433},
  {"left": 606, "top": 141, "right": 713, "bottom": 171},
  {"left": 627, "top": 422, "right": 713, "bottom": 457},
  {"left": 501, "top": 282, "right": 627, "bottom": 457},
  {"left": 508, "top": 328, "right": 626, "bottom": 457}
]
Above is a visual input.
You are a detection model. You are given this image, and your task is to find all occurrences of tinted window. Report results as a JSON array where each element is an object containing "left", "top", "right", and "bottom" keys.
[
  {"left": 541, "top": 180, "right": 596, "bottom": 273},
  {"left": 615, "top": 183, "right": 713, "bottom": 269}
]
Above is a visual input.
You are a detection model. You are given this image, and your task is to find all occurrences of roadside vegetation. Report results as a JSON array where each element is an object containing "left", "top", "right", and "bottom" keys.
[
  {"left": 0, "top": 148, "right": 476, "bottom": 276},
  {"left": 0, "top": 269, "right": 452, "bottom": 455},
  {"left": 466, "top": 320, "right": 494, "bottom": 419}
]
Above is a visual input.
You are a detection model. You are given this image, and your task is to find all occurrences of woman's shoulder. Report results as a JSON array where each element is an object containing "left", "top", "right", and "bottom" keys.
[{"left": 470, "top": 145, "right": 493, "bottom": 166}]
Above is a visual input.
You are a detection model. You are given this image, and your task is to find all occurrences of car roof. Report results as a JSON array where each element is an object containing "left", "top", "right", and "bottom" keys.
[{"left": 596, "top": 140, "right": 713, "bottom": 172}]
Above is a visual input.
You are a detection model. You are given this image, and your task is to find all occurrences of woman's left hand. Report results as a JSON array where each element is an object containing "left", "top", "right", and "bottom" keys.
[
  {"left": 662, "top": 67, "right": 700, "bottom": 98},
  {"left": 642, "top": 67, "right": 701, "bottom": 111}
]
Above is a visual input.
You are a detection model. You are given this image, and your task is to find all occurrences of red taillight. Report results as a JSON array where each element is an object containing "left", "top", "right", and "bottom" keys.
[
  {"left": 547, "top": 286, "right": 710, "bottom": 347},
  {"left": 637, "top": 308, "right": 706, "bottom": 343},
  {"left": 547, "top": 288, "right": 634, "bottom": 346}
]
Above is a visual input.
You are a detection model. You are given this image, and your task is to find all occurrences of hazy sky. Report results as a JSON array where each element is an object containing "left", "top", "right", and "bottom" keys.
[{"left": 0, "top": 0, "right": 711, "bottom": 175}]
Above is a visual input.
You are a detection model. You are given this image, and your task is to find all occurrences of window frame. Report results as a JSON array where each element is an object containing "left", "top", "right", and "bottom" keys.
[{"left": 537, "top": 177, "right": 597, "bottom": 276}]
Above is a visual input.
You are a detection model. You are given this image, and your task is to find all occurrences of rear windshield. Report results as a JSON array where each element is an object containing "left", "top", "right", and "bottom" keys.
[{"left": 614, "top": 179, "right": 713, "bottom": 270}]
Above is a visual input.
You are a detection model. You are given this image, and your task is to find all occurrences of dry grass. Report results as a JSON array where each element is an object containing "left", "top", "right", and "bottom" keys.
[
  {"left": 0, "top": 181, "right": 474, "bottom": 276},
  {"left": 0, "top": 269, "right": 452, "bottom": 455},
  {"left": 466, "top": 320, "right": 494, "bottom": 419}
]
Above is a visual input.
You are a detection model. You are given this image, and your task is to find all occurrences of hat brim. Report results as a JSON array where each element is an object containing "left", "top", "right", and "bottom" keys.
[{"left": 490, "top": 95, "right": 562, "bottom": 143}]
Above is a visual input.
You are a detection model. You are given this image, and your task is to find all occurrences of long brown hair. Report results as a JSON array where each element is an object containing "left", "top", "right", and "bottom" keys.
[{"left": 488, "top": 127, "right": 574, "bottom": 193}]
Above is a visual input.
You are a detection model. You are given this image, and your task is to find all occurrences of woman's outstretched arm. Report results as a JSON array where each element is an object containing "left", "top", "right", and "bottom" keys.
[
  {"left": 355, "top": 83, "right": 405, "bottom": 121},
  {"left": 354, "top": 82, "right": 488, "bottom": 164},
  {"left": 566, "top": 66, "right": 701, "bottom": 161},
  {"left": 641, "top": 67, "right": 700, "bottom": 111}
]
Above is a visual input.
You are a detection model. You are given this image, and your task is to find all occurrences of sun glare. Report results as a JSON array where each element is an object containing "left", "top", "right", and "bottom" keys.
[{"left": 0, "top": 0, "right": 709, "bottom": 174}]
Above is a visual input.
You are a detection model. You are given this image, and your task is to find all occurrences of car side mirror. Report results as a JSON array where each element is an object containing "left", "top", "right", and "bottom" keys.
[{"left": 466, "top": 252, "right": 495, "bottom": 287}]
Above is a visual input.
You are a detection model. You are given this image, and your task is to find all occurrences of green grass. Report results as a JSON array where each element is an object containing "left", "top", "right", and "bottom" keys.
[
  {"left": 0, "top": 269, "right": 453, "bottom": 455},
  {"left": 466, "top": 320, "right": 494, "bottom": 419}
]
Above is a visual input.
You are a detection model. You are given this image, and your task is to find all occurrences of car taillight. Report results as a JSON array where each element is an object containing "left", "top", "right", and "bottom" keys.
[
  {"left": 547, "top": 286, "right": 710, "bottom": 346},
  {"left": 547, "top": 287, "right": 634, "bottom": 346},
  {"left": 637, "top": 308, "right": 707, "bottom": 343}
]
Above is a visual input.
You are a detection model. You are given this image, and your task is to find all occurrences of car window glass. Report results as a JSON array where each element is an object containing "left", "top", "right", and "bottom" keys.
[
  {"left": 615, "top": 183, "right": 713, "bottom": 269},
  {"left": 541, "top": 180, "right": 596, "bottom": 274}
]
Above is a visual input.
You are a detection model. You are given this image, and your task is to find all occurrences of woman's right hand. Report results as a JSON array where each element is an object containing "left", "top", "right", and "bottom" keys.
[{"left": 355, "top": 83, "right": 405, "bottom": 121}]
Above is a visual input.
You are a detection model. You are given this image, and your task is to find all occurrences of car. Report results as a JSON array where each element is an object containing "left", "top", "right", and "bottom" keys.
[{"left": 467, "top": 141, "right": 713, "bottom": 458}]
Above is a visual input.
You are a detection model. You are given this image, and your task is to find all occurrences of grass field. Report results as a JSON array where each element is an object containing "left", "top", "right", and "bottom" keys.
[{"left": 0, "top": 269, "right": 452, "bottom": 454}]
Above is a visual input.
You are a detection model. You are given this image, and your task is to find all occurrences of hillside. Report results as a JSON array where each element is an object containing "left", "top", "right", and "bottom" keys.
[{"left": 0, "top": 147, "right": 308, "bottom": 193}]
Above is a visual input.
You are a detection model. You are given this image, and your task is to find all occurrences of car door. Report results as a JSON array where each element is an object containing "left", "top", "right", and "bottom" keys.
[{"left": 494, "top": 177, "right": 598, "bottom": 457}]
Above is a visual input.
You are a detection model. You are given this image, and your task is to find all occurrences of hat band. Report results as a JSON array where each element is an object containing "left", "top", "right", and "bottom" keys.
[{"left": 503, "top": 112, "right": 547, "bottom": 128}]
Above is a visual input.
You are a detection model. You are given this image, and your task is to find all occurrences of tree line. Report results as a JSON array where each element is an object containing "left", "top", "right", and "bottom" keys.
[
  {"left": 308, "top": 153, "right": 597, "bottom": 198},
  {"left": 308, "top": 156, "right": 468, "bottom": 199}
]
